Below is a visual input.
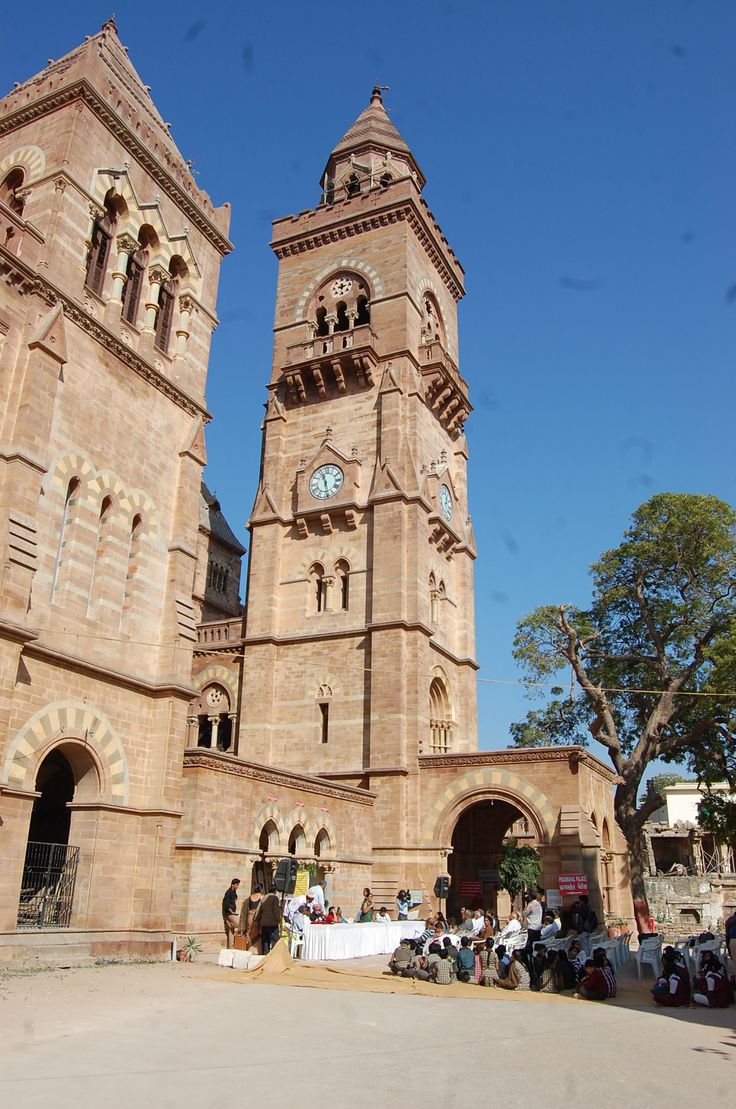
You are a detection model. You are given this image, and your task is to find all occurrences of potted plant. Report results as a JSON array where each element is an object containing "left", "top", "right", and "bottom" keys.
[{"left": 177, "top": 935, "right": 202, "bottom": 962}]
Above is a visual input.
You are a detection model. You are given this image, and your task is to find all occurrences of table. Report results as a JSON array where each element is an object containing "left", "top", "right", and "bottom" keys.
[{"left": 301, "top": 919, "right": 423, "bottom": 960}]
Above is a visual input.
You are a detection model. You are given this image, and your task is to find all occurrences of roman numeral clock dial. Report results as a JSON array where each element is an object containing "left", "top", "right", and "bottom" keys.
[{"left": 309, "top": 464, "right": 344, "bottom": 500}]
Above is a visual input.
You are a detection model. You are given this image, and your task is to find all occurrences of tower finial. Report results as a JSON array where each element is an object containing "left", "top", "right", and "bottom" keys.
[
  {"left": 371, "top": 84, "right": 389, "bottom": 105},
  {"left": 101, "top": 14, "right": 119, "bottom": 34}
]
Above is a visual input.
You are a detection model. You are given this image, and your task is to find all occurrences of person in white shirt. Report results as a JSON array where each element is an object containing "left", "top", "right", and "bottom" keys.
[
  {"left": 540, "top": 910, "right": 561, "bottom": 942},
  {"left": 470, "top": 908, "right": 485, "bottom": 936},
  {"left": 374, "top": 906, "right": 392, "bottom": 923},
  {"left": 522, "top": 894, "right": 544, "bottom": 965},
  {"left": 497, "top": 912, "right": 521, "bottom": 942},
  {"left": 307, "top": 884, "right": 325, "bottom": 912}
]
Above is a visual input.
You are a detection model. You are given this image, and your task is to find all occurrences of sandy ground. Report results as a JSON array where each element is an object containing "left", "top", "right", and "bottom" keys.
[{"left": 0, "top": 955, "right": 733, "bottom": 1108}]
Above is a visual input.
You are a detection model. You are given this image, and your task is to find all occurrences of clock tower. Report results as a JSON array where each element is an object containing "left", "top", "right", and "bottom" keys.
[{"left": 242, "top": 88, "right": 478, "bottom": 887}]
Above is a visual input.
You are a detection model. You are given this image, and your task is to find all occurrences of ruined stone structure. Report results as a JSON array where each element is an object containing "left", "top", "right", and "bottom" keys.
[{"left": 0, "top": 24, "right": 632, "bottom": 964}]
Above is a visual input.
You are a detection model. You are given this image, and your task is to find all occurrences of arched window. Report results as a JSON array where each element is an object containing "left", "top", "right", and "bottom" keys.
[
  {"left": 335, "top": 301, "right": 349, "bottom": 333},
  {"left": 156, "top": 256, "right": 187, "bottom": 353},
  {"left": 421, "top": 294, "right": 443, "bottom": 344},
  {"left": 1, "top": 167, "right": 25, "bottom": 216},
  {"left": 87, "top": 496, "right": 114, "bottom": 613},
  {"left": 310, "top": 562, "right": 327, "bottom": 613},
  {"left": 335, "top": 559, "right": 350, "bottom": 611},
  {"left": 345, "top": 174, "right": 361, "bottom": 198},
  {"left": 259, "top": 820, "right": 278, "bottom": 853},
  {"left": 51, "top": 477, "right": 81, "bottom": 604},
  {"left": 288, "top": 824, "right": 307, "bottom": 856},
  {"left": 315, "top": 306, "right": 328, "bottom": 337},
  {"left": 314, "top": 829, "right": 331, "bottom": 858},
  {"left": 428, "top": 676, "right": 453, "bottom": 754},
  {"left": 379, "top": 172, "right": 392, "bottom": 188},
  {"left": 85, "top": 196, "right": 118, "bottom": 295},
  {"left": 429, "top": 573, "right": 438, "bottom": 623},
  {"left": 121, "top": 248, "right": 146, "bottom": 324},
  {"left": 195, "top": 684, "right": 233, "bottom": 751},
  {"left": 356, "top": 295, "right": 370, "bottom": 326},
  {"left": 122, "top": 513, "right": 143, "bottom": 616}
]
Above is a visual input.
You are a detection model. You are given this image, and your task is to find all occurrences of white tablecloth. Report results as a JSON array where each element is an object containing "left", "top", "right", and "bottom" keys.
[{"left": 301, "top": 919, "right": 423, "bottom": 961}]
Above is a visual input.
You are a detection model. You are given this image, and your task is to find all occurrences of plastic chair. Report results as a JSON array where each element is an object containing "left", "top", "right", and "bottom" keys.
[
  {"left": 688, "top": 937, "right": 725, "bottom": 979},
  {"left": 635, "top": 935, "right": 663, "bottom": 980},
  {"left": 289, "top": 928, "right": 305, "bottom": 959}
]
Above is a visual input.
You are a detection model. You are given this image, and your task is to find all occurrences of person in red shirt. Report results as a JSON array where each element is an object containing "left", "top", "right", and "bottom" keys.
[{"left": 575, "top": 951, "right": 616, "bottom": 1000}]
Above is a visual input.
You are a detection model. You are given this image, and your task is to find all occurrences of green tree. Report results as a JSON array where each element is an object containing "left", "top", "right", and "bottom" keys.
[
  {"left": 497, "top": 840, "right": 541, "bottom": 900},
  {"left": 511, "top": 493, "right": 736, "bottom": 931}
]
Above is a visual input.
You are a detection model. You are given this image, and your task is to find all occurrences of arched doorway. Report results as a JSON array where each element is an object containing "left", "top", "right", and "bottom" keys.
[
  {"left": 447, "top": 798, "right": 540, "bottom": 921},
  {"left": 18, "top": 747, "right": 87, "bottom": 929}
]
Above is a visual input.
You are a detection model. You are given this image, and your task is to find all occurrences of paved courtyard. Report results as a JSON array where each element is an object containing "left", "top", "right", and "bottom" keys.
[{"left": 0, "top": 956, "right": 733, "bottom": 1108}]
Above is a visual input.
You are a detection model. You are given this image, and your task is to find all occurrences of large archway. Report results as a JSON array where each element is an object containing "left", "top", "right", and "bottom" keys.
[{"left": 447, "top": 798, "right": 540, "bottom": 921}]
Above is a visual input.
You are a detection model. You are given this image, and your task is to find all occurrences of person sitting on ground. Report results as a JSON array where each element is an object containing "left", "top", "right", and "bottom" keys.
[
  {"left": 575, "top": 951, "right": 616, "bottom": 1001},
  {"left": 389, "top": 937, "right": 414, "bottom": 976},
  {"left": 567, "top": 939, "right": 586, "bottom": 983},
  {"left": 478, "top": 938, "right": 500, "bottom": 987},
  {"left": 495, "top": 949, "right": 531, "bottom": 991},
  {"left": 535, "top": 950, "right": 559, "bottom": 993},
  {"left": 456, "top": 935, "right": 476, "bottom": 982},
  {"left": 442, "top": 936, "right": 459, "bottom": 973},
  {"left": 430, "top": 947, "right": 455, "bottom": 985},
  {"left": 540, "top": 910, "right": 561, "bottom": 942},
  {"left": 424, "top": 940, "right": 443, "bottom": 980},
  {"left": 497, "top": 911, "right": 522, "bottom": 942},
  {"left": 374, "top": 906, "right": 392, "bottom": 924},
  {"left": 651, "top": 950, "right": 691, "bottom": 1007},
  {"left": 530, "top": 944, "right": 547, "bottom": 987},
  {"left": 554, "top": 949, "right": 577, "bottom": 992},
  {"left": 495, "top": 944, "right": 510, "bottom": 979},
  {"left": 692, "top": 952, "right": 733, "bottom": 1009}
]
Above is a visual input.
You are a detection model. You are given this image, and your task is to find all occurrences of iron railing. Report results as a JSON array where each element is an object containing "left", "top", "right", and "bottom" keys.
[{"left": 17, "top": 841, "right": 80, "bottom": 929}]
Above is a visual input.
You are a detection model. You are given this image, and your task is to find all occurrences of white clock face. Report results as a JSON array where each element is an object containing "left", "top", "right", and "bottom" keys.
[
  {"left": 309, "top": 464, "right": 344, "bottom": 500},
  {"left": 331, "top": 277, "right": 353, "bottom": 298},
  {"left": 440, "top": 484, "right": 452, "bottom": 521}
]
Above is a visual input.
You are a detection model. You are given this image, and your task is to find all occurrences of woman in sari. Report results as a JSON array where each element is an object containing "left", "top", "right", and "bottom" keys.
[
  {"left": 239, "top": 883, "right": 264, "bottom": 952},
  {"left": 358, "top": 888, "right": 373, "bottom": 922}
]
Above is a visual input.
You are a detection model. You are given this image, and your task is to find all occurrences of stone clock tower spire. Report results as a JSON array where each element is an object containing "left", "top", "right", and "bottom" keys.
[{"left": 242, "top": 89, "right": 478, "bottom": 887}]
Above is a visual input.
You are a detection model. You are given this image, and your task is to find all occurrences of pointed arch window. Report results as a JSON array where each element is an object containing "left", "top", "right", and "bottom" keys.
[
  {"left": 309, "top": 562, "right": 327, "bottom": 613},
  {"left": 429, "top": 676, "right": 453, "bottom": 754},
  {"left": 288, "top": 824, "right": 307, "bottom": 856},
  {"left": 87, "top": 496, "right": 114, "bottom": 613},
  {"left": 122, "top": 513, "right": 143, "bottom": 616},
  {"left": 121, "top": 249, "right": 145, "bottom": 324},
  {"left": 356, "top": 296, "right": 370, "bottom": 326},
  {"left": 335, "top": 559, "right": 350, "bottom": 611},
  {"left": 1, "top": 167, "right": 25, "bottom": 217},
  {"left": 85, "top": 197, "right": 118, "bottom": 295},
  {"left": 335, "top": 301, "right": 349, "bottom": 333},
  {"left": 346, "top": 174, "right": 361, "bottom": 198}
]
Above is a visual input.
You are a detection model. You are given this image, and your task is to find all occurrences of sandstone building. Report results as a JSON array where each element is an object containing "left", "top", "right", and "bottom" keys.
[{"left": 0, "top": 22, "right": 631, "bottom": 964}]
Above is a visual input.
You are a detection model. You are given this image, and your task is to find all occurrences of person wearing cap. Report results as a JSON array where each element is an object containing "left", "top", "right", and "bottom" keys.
[{"left": 388, "top": 937, "right": 414, "bottom": 975}]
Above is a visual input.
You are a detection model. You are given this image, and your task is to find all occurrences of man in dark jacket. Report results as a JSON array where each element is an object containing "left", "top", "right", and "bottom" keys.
[
  {"left": 259, "top": 885, "right": 282, "bottom": 953},
  {"left": 222, "top": 878, "right": 240, "bottom": 948}
]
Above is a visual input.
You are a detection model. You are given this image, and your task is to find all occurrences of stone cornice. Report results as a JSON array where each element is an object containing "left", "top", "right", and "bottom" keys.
[
  {"left": 182, "top": 748, "right": 376, "bottom": 804},
  {"left": 317, "top": 766, "right": 410, "bottom": 779},
  {"left": 24, "top": 639, "right": 197, "bottom": 700},
  {"left": 174, "top": 841, "right": 375, "bottom": 866},
  {"left": 418, "top": 746, "right": 619, "bottom": 783},
  {"left": 0, "top": 246, "right": 211, "bottom": 420},
  {"left": 0, "top": 615, "right": 40, "bottom": 646},
  {"left": 242, "top": 627, "right": 365, "bottom": 648},
  {"left": 428, "top": 639, "right": 479, "bottom": 671},
  {"left": 272, "top": 198, "right": 464, "bottom": 302},
  {"left": 68, "top": 801, "right": 182, "bottom": 818},
  {"left": 0, "top": 80, "right": 233, "bottom": 257}
]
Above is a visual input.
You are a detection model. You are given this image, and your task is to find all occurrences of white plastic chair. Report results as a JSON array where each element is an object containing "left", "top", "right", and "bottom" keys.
[
  {"left": 289, "top": 928, "right": 305, "bottom": 959},
  {"left": 635, "top": 935, "right": 663, "bottom": 980},
  {"left": 688, "top": 937, "right": 725, "bottom": 979},
  {"left": 618, "top": 932, "right": 633, "bottom": 968}
]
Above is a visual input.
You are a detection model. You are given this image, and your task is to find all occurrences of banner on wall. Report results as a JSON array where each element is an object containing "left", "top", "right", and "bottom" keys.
[
  {"left": 294, "top": 867, "right": 310, "bottom": 897},
  {"left": 459, "top": 880, "right": 483, "bottom": 898},
  {"left": 546, "top": 889, "right": 563, "bottom": 909},
  {"left": 558, "top": 873, "right": 588, "bottom": 895}
]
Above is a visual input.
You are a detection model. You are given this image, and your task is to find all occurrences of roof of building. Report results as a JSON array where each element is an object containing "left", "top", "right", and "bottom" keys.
[
  {"left": 322, "top": 86, "right": 426, "bottom": 189},
  {"left": 200, "top": 482, "right": 246, "bottom": 555}
]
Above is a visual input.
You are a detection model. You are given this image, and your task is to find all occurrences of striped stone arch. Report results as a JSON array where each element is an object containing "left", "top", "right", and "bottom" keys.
[
  {"left": 295, "top": 256, "right": 385, "bottom": 321},
  {"left": 284, "top": 807, "right": 312, "bottom": 847},
  {"left": 416, "top": 275, "right": 456, "bottom": 358},
  {"left": 88, "top": 469, "right": 126, "bottom": 512},
  {"left": 313, "top": 813, "right": 338, "bottom": 858},
  {"left": 119, "top": 488, "right": 159, "bottom": 542},
  {"left": 45, "top": 449, "right": 96, "bottom": 500},
  {"left": 193, "top": 665, "right": 239, "bottom": 705},
  {"left": 422, "top": 767, "right": 558, "bottom": 846},
  {"left": 2, "top": 701, "right": 129, "bottom": 804},
  {"left": 0, "top": 144, "right": 46, "bottom": 186},
  {"left": 251, "top": 803, "right": 286, "bottom": 850}
]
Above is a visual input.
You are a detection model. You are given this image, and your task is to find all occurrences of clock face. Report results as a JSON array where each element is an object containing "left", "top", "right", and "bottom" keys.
[
  {"left": 440, "top": 484, "right": 452, "bottom": 521},
  {"left": 331, "top": 277, "right": 353, "bottom": 298},
  {"left": 309, "top": 464, "right": 344, "bottom": 500}
]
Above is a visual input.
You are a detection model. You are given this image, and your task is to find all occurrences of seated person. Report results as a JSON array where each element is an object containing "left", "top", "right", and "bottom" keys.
[
  {"left": 651, "top": 950, "right": 691, "bottom": 1007},
  {"left": 536, "top": 950, "right": 559, "bottom": 993},
  {"left": 291, "top": 904, "right": 311, "bottom": 933},
  {"left": 416, "top": 917, "right": 439, "bottom": 948},
  {"left": 470, "top": 909, "right": 486, "bottom": 937},
  {"left": 478, "top": 939, "right": 500, "bottom": 987},
  {"left": 575, "top": 951, "right": 616, "bottom": 1001},
  {"left": 432, "top": 948, "right": 456, "bottom": 985},
  {"left": 388, "top": 937, "right": 414, "bottom": 976},
  {"left": 374, "top": 906, "right": 392, "bottom": 924},
  {"left": 423, "top": 923, "right": 447, "bottom": 954},
  {"left": 495, "top": 950, "right": 531, "bottom": 991},
  {"left": 692, "top": 952, "right": 733, "bottom": 1009},
  {"left": 495, "top": 944, "right": 510, "bottom": 979},
  {"left": 443, "top": 936, "right": 459, "bottom": 973},
  {"left": 553, "top": 949, "right": 577, "bottom": 992},
  {"left": 424, "top": 941, "right": 444, "bottom": 981},
  {"left": 473, "top": 914, "right": 495, "bottom": 945},
  {"left": 567, "top": 939, "right": 586, "bottom": 983},
  {"left": 540, "top": 911, "right": 561, "bottom": 942},
  {"left": 530, "top": 944, "right": 547, "bottom": 987},
  {"left": 497, "top": 912, "right": 522, "bottom": 942},
  {"left": 446, "top": 917, "right": 459, "bottom": 933},
  {"left": 456, "top": 935, "right": 476, "bottom": 982},
  {"left": 456, "top": 907, "right": 475, "bottom": 934}
]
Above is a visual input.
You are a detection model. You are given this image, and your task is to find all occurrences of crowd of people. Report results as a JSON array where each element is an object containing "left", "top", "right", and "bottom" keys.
[{"left": 651, "top": 942, "right": 734, "bottom": 1009}]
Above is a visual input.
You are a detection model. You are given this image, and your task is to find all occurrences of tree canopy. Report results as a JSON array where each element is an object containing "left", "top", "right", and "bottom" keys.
[
  {"left": 497, "top": 840, "right": 541, "bottom": 899},
  {"left": 511, "top": 493, "right": 736, "bottom": 924}
]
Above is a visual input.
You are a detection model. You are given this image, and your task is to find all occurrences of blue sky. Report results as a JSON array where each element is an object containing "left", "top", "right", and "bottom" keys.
[{"left": 3, "top": 2, "right": 734, "bottom": 769}]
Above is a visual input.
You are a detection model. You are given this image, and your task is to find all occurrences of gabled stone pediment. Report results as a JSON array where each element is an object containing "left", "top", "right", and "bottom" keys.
[
  {"left": 249, "top": 482, "right": 281, "bottom": 525},
  {"left": 294, "top": 433, "right": 362, "bottom": 519},
  {"left": 369, "top": 456, "right": 403, "bottom": 499},
  {"left": 180, "top": 416, "right": 206, "bottom": 465},
  {"left": 28, "top": 302, "right": 67, "bottom": 364}
]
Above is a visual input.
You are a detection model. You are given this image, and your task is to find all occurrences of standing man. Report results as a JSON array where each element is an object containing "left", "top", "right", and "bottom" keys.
[
  {"left": 222, "top": 877, "right": 240, "bottom": 949},
  {"left": 259, "top": 884, "right": 283, "bottom": 954},
  {"left": 522, "top": 890, "right": 543, "bottom": 966}
]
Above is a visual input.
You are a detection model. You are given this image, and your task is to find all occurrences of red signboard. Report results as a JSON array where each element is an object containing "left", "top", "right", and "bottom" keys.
[
  {"left": 459, "top": 880, "right": 482, "bottom": 898},
  {"left": 558, "top": 873, "right": 588, "bottom": 895}
]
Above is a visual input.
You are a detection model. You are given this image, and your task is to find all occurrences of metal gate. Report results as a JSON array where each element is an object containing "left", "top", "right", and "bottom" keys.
[{"left": 16, "top": 841, "right": 80, "bottom": 929}]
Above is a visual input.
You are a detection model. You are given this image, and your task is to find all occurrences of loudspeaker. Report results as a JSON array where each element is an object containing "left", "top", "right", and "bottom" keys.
[
  {"left": 433, "top": 875, "right": 450, "bottom": 900},
  {"left": 274, "top": 857, "right": 298, "bottom": 895}
]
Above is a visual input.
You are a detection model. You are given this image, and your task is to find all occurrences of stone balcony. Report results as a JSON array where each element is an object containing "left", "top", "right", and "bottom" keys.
[
  {"left": 196, "top": 617, "right": 242, "bottom": 648},
  {"left": 419, "top": 340, "right": 471, "bottom": 437},
  {"left": 281, "top": 323, "right": 379, "bottom": 403}
]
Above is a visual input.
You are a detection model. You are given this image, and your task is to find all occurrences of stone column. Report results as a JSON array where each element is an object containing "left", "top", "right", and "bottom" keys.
[
  {"left": 111, "top": 234, "right": 138, "bottom": 302},
  {"left": 175, "top": 294, "right": 194, "bottom": 356},
  {"left": 143, "top": 265, "right": 169, "bottom": 333},
  {"left": 325, "top": 314, "right": 338, "bottom": 335},
  {"left": 208, "top": 715, "right": 220, "bottom": 750},
  {"left": 186, "top": 715, "right": 198, "bottom": 747}
]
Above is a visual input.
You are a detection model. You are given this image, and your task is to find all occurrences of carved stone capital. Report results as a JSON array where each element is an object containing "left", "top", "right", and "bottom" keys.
[
  {"left": 89, "top": 201, "right": 105, "bottom": 221},
  {"left": 116, "top": 233, "right": 138, "bottom": 254},
  {"left": 148, "top": 265, "right": 170, "bottom": 286},
  {"left": 179, "top": 294, "right": 195, "bottom": 314}
]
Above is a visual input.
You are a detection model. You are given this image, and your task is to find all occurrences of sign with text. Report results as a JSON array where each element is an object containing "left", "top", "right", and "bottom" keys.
[
  {"left": 558, "top": 873, "right": 588, "bottom": 895},
  {"left": 546, "top": 889, "right": 563, "bottom": 909},
  {"left": 459, "top": 880, "right": 483, "bottom": 898}
]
